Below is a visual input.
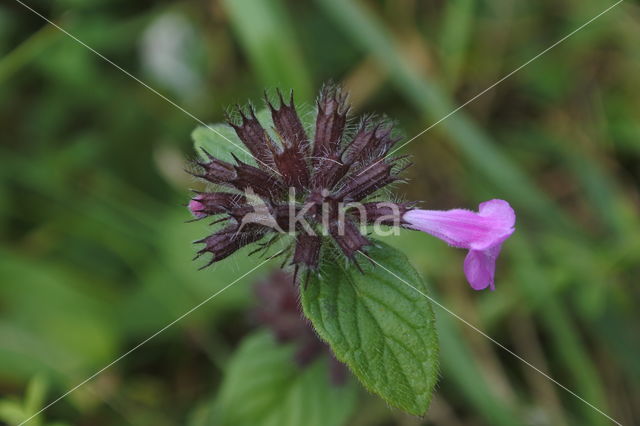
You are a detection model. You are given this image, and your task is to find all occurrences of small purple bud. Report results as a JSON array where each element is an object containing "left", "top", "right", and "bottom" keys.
[{"left": 188, "top": 196, "right": 206, "bottom": 218}]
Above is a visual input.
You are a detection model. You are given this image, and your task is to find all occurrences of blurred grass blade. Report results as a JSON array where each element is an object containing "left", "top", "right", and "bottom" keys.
[
  {"left": 511, "top": 235, "right": 610, "bottom": 426},
  {"left": 438, "top": 0, "right": 475, "bottom": 89},
  {"left": 540, "top": 133, "right": 637, "bottom": 238},
  {"left": 436, "top": 307, "right": 524, "bottom": 426},
  {"left": 0, "top": 21, "right": 59, "bottom": 84},
  {"left": 222, "top": 0, "right": 313, "bottom": 100},
  {"left": 24, "top": 375, "right": 48, "bottom": 422}
]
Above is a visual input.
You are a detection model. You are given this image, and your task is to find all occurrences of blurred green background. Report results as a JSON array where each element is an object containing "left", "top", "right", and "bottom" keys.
[{"left": 1, "top": 0, "right": 639, "bottom": 425}]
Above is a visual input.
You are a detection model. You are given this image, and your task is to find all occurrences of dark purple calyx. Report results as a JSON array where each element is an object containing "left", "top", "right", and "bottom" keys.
[{"left": 189, "top": 83, "right": 409, "bottom": 274}]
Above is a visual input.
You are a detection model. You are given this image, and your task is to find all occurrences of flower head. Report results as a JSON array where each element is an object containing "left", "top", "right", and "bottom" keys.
[
  {"left": 188, "top": 84, "right": 515, "bottom": 291},
  {"left": 189, "top": 85, "right": 408, "bottom": 275},
  {"left": 402, "top": 199, "right": 515, "bottom": 290}
]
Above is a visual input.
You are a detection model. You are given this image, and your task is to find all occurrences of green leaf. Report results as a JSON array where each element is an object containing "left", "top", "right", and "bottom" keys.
[
  {"left": 192, "top": 124, "right": 253, "bottom": 165},
  {"left": 191, "top": 109, "right": 275, "bottom": 165},
  {"left": 214, "top": 331, "right": 357, "bottom": 426},
  {"left": 300, "top": 240, "right": 439, "bottom": 416}
]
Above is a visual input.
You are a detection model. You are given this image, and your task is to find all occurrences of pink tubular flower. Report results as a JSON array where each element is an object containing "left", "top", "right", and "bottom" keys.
[
  {"left": 188, "top": 196, "right": 206, "bottom": 218},
  {"left": 403, "top": 199, "right": 515, "bottom": 291}
]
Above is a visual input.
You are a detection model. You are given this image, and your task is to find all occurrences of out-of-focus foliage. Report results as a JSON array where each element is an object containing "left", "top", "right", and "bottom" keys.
[
  {"left": 0, "top": 376, "right": 69, "bottom": 426},
  {"left": 201, "top": 331, "right": 357, "bottom": 426},
  {"left": 0, "top": 0, "right": 639, "bottom": 425}
]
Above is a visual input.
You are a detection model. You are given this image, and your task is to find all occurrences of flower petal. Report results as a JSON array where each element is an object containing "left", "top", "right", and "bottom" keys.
[
  {"left": 188, "top": 197, "right": 206, "bottom": 218},
  {"left": 404, "top": 199, "right": 515, "bottom": 290},
  {"left": 403, "top": 199, "right": 515, "bottom": 251},
  {"left": 463, "top": 244, "right": 503, "bottom": 291}
]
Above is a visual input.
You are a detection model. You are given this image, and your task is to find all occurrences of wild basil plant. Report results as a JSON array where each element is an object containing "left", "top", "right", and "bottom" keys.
[{"left": 187, "top": 85, "right": 515, "bottom": 416}]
